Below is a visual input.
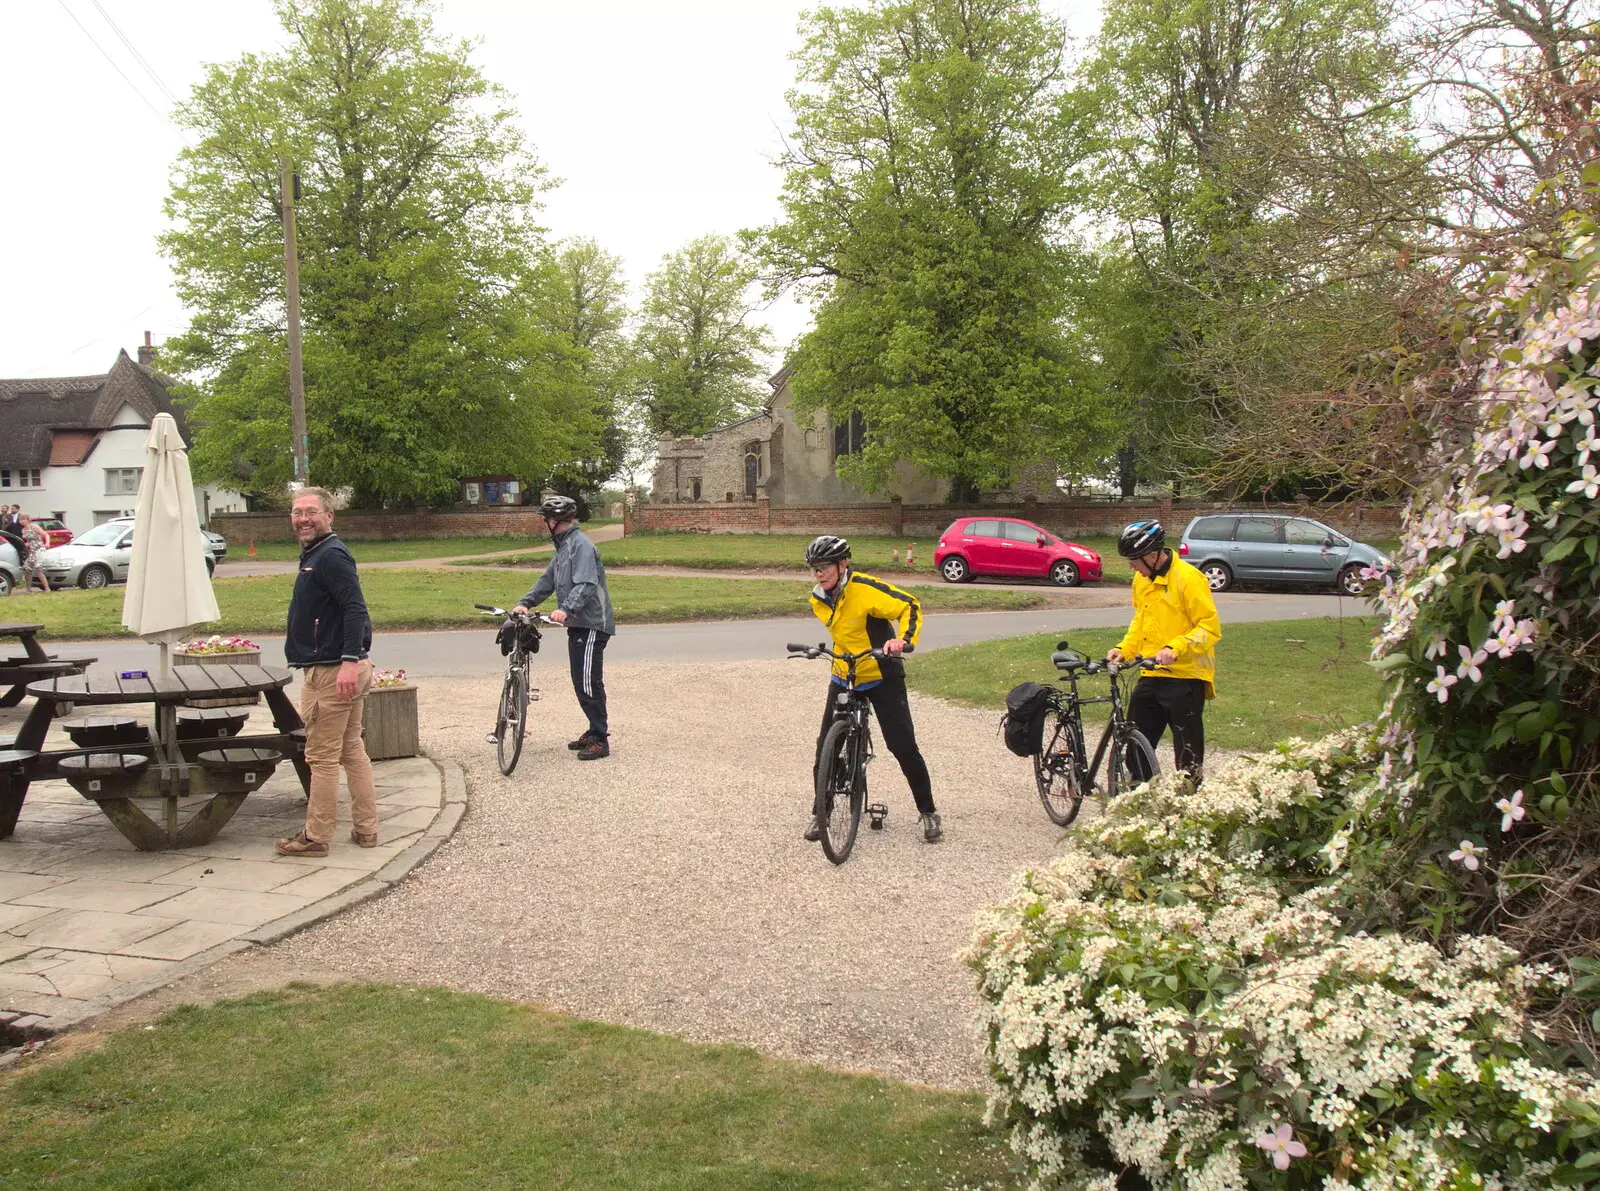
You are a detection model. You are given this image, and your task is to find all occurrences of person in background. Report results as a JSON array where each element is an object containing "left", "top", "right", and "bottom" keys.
[
  {"left": 276, "top": 487, "right": 379, "bottom": 857},
  {"left": 17, "top": 514, "right": 50, "bottom": 594}
]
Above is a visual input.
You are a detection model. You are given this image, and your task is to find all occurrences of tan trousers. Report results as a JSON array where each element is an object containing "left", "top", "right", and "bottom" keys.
[{"left": 299, "top": 661, "right": 378, "bottom": 844}]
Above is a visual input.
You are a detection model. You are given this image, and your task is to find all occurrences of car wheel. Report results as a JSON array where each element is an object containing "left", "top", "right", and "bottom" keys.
[
  {"left": 1337, "top": 564, "right": 1367, "bottom": 596},
  {"left": 1199, "top": 561, "right": 1233, "bottom": 592},
  {"left": 0, "top": 571, "right": 11, "bottom": 597},
  {"left": 940, "top": 555, "right": 971, "bottom": 583},
  {"left": 1049, "top": 559, "right": 1080, "bottom": 587},
  {"left": 79, "top": 565, "right": 112, "bottom": 590}
]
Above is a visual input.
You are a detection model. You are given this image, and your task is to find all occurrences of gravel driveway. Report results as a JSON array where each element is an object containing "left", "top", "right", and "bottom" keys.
[{"left": 273, "top": 655, "right": 1079, "bottom": 1090}]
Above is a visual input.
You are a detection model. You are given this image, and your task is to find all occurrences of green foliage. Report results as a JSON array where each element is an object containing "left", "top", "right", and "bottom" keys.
[
  {"left": 754, "top": 0, "right": 1114, "bottom": 499},
  {"left": 635, "top": 234, "right": 771, "bottom": 436},
  {"left": 162, "top": 0, "right": 596, "bottom": 504}
]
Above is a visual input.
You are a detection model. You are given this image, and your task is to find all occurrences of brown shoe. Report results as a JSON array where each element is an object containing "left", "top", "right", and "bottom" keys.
[
  {"left": 276, "top": 831, "right": 328, "bottom": 857},
  {"left": 350, "top": 830, "right": 379, "bottom": 848}
]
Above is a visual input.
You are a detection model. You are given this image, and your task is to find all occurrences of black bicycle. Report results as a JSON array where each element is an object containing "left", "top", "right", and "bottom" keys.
[
  {"left": 787, "top": 641, "right": 890, "bottom": 864},
  {"left": 476, "top": 604, "right": 552, "bottom": 776},
  {"left": 1033, "top": 642, "right": 1163, "bottom": 826}
]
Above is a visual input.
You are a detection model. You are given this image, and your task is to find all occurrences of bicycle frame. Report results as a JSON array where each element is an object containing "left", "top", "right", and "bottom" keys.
[
  {"left": 787, "top": 641, "right": 890, "bottom": 848},
  {"left": 1049, "top": 655, "right": 1158, "bottom": 793}
]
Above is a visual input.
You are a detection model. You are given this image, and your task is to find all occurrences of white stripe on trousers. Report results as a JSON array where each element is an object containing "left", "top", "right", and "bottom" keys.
[{"left": 582, "top": 630, "right": 596, "bottom": 696}]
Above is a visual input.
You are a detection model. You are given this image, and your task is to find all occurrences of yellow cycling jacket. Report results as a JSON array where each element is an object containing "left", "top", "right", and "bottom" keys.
[
  {"left": 1116, "top": 555, "right": 1222, "bottom": 697},
  {"left": 809, "top": 568, "right": 922, "bottom": 685}
]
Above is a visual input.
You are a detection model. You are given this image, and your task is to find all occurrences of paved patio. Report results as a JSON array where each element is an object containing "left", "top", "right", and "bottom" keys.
[{"left": 0, "top": 696, "right": 459, "bottom": 1036}]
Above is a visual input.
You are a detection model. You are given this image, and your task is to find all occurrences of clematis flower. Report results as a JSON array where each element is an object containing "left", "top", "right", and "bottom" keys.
[
  {"left": 1496, "top": 790, "right": 1526, "bottom": 832},
  {"left": 1424, "top": 636, "right": 1449, "bottom": 661},
  {"left": 1456, "top": 645, "right": 1487, "bottom": 683},
  {"left": 1521, "top": 439, "right": 1556, "bottom": 470},
  {"left": 1577, "top": 426, "right": 1600, "bottom": 463},
  {"left": 1254, "top": 1123, "right": 1308, "bottom": 1171},
  {"left": 1568, "top": 464, "right": 1600, "bottom": 499},
  {"left": 1426, "top": 666, "right": 1459, "bottom": 703},
  {"left": 1449, "top": 840, "right": 1483, "bottom": 871}
]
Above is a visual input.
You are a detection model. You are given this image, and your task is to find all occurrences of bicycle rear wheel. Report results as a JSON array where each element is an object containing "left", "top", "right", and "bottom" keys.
[
  {"left": 1107, "top": 727, "right": 1159, "bottom": 801},
  {"left": 497, "top": 665, "right": 528, "bottom": 776},
  {"left": 1034, "top": 710, "right": 1089, "bottom": 826},
  {"left": 816, "top": 719, "right": 864, "bottom": 864}
]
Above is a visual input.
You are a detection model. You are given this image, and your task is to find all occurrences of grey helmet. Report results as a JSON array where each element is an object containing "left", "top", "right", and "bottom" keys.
[
  {"left": 805, "top": 535, "right": 851, "bottom": 567},
  {"left": 539, "top": 495, "right": 579, "bottom": 522}
]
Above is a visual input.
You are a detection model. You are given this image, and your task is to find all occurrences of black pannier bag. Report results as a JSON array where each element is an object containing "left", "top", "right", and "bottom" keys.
[
  {"left": 496, "top": 619, "right": 542, "bottom": 656},
  {"left": 1002, "top": 681, "right": 1052, "bottom": 757}
]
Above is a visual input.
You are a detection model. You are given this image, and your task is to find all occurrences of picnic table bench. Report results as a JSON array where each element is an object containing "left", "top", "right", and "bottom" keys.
[
  {"left": 0, "top": 664, "right": 310, "bottom": 850},
  {"left": 0, "top": 622, "right": 96, "bottom": 707}
]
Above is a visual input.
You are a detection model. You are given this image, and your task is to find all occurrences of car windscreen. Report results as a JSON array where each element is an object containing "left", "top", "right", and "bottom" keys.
[{"left": 69, "top": 523, "right": 126, "bottom": 547}]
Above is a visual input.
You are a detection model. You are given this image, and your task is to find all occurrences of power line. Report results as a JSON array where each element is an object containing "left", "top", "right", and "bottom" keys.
[
  {"left": 88, "top": 0, "right": 179, "bottom": 106},
  {"left": 54, "top": 0, "right": 166, "bottom": 121}
]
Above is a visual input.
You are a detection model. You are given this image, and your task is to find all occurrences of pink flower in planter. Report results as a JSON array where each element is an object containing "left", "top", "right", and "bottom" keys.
[{"left": 1254, "top": 1123, "right": 1308, "bottom": 1171}]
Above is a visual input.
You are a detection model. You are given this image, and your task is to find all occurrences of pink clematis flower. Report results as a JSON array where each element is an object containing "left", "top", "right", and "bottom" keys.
[
  {"left": 1568, "top": 464, "right": 1600, "bottom": 499},
  {"left": 1521, "top": 439, "right": 1556, "bottom": 470},
  {"left": 1496, "top": 790, "right": 1526, "bottom": 833},
  {"left": 1449, "top": 840, "right": 1483, "bottom": 871},
  {"left": 1426, "top": 666, "right": 1459, "bottom": 703},
  {"left": 1456, "top": 645, "right": 1487, "bottom": 683},
  {"left": 1254, "top": 1123, "right": 1308, "bottom": 1171}
]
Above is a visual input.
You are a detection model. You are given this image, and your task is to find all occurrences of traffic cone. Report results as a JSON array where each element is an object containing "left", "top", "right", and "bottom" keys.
[
  {"left": 892, "top": 545, "right": 900, "bottom": 564},
  {"left": 248, "top": 540, "right": 256, "bottom": 558}
]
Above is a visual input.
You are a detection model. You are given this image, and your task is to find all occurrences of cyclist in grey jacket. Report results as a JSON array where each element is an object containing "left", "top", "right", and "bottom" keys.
[{"left": 513, "top": 495, "right": 615, "bottom": 759}]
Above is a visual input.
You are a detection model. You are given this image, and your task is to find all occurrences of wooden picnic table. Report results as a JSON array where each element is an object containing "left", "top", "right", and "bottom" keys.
[
  {"left": 0, "top": 664, "right": 310, "bottom": 850},
  {"left": 0, "top": 621, "right": 95, "bottom": 707}
]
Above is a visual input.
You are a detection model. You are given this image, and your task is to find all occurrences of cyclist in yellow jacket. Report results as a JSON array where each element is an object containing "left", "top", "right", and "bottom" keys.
[
  {"left": 1106, "top": 520, "right": 1221, "bottom": 784},
  {"left": 803, "top": 535, "right": 941, "bottom": 843}
]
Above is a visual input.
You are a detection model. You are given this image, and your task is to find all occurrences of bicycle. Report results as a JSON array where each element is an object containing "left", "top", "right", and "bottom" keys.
[
  {"left": 787, "top": 641, "right": 890, "bottom": 864},
  {"left": 475, "top": 604, "right": 553, "bottom": 776},
  {"left": 1032, "top": 642, "right": 1163, "bottom": 827}
]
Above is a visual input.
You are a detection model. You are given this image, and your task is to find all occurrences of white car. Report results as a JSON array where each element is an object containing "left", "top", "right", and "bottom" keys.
[
  {"left": 39, "top": 521, "right": 216, "bottom": 590},
  {"left": 0, "top": 536, "right": 19, "bottom": 596}
]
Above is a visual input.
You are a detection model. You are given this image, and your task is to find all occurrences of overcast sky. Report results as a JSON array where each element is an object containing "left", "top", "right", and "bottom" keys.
[{"left": 1, "top": 0, "right": 1102, "bottom": 380}]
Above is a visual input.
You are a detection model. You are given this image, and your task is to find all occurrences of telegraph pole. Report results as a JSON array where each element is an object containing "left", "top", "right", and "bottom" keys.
[{"left": 279, "top": 156, "right": 309, "bottom": 486}]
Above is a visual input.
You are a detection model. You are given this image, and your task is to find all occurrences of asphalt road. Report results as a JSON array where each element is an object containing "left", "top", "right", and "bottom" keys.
[{"left": 63, "top": 592, "right": 1370, "bottom": 682}]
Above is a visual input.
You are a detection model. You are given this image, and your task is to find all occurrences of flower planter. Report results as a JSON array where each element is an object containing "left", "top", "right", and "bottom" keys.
[
  {"left": 172, "top": 647, "right": 263, "bottom": 708},
  {"left": 364, "top": 683, "right": 419, "bottom": 760}
]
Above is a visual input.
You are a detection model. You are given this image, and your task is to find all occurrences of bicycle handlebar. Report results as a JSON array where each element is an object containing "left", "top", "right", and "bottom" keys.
[
  {"left": 785, "top": 642, "right": 887, "bottom": 663},
  {"left": 474, "top": 603, "right": 556, "bottom": 626},
  {"left": 1052, "top": 652, "right": 1169, "bottom": 677}
]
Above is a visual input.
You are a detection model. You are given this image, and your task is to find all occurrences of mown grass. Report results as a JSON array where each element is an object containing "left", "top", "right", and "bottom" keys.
[
  {"left": 240, "top": 535, "right": 544, "bottom": 562},
  {"left": 907, "top": 616, "right": 1384, "bottom": 751},
  {"left": 9, "top": 569, "right": 1062, "bottom": 640},
  {"left": 0, "top": 983, "right": 1011, "bottom": 1191}
]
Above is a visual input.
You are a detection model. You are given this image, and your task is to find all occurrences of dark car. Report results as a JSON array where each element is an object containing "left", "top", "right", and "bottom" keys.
[
  {"left": 1178, "top": 513, "right": 1392, "bottom": 594},
  {"left": 934, "top": 517, "right": 1103, "bottom": 586}
]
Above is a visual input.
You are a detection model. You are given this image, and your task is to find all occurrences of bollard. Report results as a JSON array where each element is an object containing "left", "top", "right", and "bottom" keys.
[{"left": 906, "top": 542, "right": 915, "bottom": 566}]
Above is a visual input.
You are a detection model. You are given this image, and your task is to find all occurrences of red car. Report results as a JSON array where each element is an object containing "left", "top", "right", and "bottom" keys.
[
  {"left": 29, "top": 517, "right": 73, "bottom": 549},
  {"left": 934, "top": 516, "right": 1103, "bottom": 586}
]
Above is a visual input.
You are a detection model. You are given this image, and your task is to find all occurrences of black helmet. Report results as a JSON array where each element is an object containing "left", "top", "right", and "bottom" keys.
[
  {"left": 805, "top": 535, "right": 851, "bottom": 567},
  {"left": 539, "top": 495, "right": 578, "bottom": 521},
  {"left": 1117, "top": 520, "right": 1165, "bottom": 558}
]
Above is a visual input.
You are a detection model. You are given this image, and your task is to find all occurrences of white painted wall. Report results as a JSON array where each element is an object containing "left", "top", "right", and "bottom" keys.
[{"left": 2, "top": 404, "right": 246, "bottom": 533}]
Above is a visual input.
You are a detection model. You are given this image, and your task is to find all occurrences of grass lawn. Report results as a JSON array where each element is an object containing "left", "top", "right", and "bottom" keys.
[
  {"left": 243, "top": 535, "right": 542, "bottom": 562},
  {"left": 0, "top": 983, "right": 1011, "bottom": 1190},
  {"left": 11, "top": 569, "right": 1062, "bottom": 640},
  {"left": 907, "top": 615, "right": 1384, "bottom": 751}
]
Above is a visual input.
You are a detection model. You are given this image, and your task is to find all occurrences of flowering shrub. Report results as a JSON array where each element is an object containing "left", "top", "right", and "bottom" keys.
[
  {"left": 371, "top": 668, "right": 410, "bottom": 688},
  {"left": 967, "top": 751, "right": 1600, "bottom": 1190},
  {"left": 179, "top": 634, "right": 260, "bottom": 654}
]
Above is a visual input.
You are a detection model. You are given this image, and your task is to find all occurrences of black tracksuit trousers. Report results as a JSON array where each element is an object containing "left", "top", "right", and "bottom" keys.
[
  {"left": 1128, "top": 676, "right": 1207, "bottom": 781},
  {"left": 813, "top": 674, "right": 936, "bottom": 816},
  {"left": 567, "top": 627, "right": 610, "bottom": 739}
]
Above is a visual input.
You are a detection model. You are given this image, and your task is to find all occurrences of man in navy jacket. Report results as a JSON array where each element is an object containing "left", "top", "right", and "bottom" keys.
[{"left": 277, "top": 487, "right": 379, "bottom": 857}]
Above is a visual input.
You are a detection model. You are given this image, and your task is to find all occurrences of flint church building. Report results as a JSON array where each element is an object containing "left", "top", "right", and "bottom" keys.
[{"left": 650, "top": 367, "right": 951, "bottom": 506}]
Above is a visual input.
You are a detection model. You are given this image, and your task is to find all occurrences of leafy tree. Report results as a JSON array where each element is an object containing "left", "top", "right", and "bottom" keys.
[
  {"left": 634, "top": 234, "right": 771, "bottom": 437},
  {"left": 754, "top": 0, "right": 1111, "bottom": 503},
  {"left": 161, "top": 0, "right": 595, "bottom": 504},
  {"left": 535, "top": 237, "right": 636, "bottom": 496}
]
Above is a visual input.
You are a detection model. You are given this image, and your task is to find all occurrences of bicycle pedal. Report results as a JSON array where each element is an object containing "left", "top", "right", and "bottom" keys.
[{"left": 529, "top": 689, "right": 540, "bottom": 701}]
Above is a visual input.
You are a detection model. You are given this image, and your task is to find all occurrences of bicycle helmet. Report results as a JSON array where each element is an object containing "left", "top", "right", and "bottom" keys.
[
  {"left": 1116, "top": 520, "right": 1166, "bottom": 558},
  {"left": 539, "top": 495, "right": 578, "bottom": 522},
  {"left": 805, "top": 535, "right": 851, "bottom": 567}
]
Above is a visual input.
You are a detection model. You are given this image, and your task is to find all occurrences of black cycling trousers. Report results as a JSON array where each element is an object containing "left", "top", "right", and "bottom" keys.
[
  {"left": 813, "top": 674, "right": 935, "bottom": 816},
  {"left": 567, "top": 627, "right": 610, "bottom": 738},
  {"left": 1128, "top": 676, "right": 1207, "bottom": 781}
]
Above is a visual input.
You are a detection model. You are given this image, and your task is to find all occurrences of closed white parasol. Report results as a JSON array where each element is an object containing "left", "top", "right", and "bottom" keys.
[{"left": 121, "top": 413, "right": 220, "bottom": 674}]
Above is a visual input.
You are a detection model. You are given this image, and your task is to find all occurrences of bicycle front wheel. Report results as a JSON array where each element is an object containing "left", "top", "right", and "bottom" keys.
[
  {"left": 1034, "top": 710, "right": 1089, "bottom": 827},
  {"left": 816, "top": 719, "right": 864, "bottom": 864},
  {"left": 497, "top": 665, "right": 529, "bottom": 776},
  {"left": 1107, "top": 727, "right": 1159, "bottom": 801}
]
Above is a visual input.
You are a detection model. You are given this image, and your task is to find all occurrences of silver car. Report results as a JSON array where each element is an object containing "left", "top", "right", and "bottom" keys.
[
  {"left": 0, "top": 537, "right": 19, "bottom": 596},
  {"left": 39, "top": 521, "right": 216, "bottom": 590},
  {"left": 1178, "top": 513, "right": 1392, "bottom": 595}
]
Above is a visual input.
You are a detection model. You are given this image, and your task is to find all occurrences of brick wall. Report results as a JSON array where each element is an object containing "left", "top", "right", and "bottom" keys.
[
  {"left": 627, "top": 499, "right": 1403, "bottom": 541},
  {"left": 210, "top": 508, "right": 553, "bottom": 545}
]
